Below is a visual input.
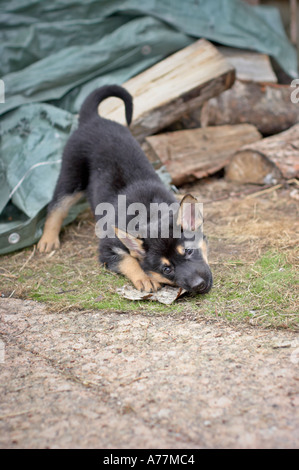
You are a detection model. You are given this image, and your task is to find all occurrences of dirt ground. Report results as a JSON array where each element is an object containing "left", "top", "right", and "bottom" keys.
[{"left": 0, "top": 179, "right": 298, "bottom": 449}]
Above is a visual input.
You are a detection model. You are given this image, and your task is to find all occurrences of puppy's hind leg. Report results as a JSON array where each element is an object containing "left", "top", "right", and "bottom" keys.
[
  {"left": 37, "top": 191, "right": 83, "bottom": 253},
  {"left": 38, "top": 135, "right": 88, "bottom": 253}
]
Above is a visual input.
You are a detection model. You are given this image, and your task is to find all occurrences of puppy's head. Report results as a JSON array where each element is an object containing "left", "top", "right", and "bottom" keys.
[{"left": 114, "top": 194, "right": 213, "bottom": 294}]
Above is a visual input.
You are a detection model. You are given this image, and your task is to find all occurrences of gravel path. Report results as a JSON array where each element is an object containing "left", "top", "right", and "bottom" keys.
[{"left": 0, "top": 298, "right": 298, "bottom": 448}]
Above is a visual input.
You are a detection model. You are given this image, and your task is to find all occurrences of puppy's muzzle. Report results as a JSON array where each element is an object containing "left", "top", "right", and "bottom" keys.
[{"left": 185, "top": 273, "right": 213, "bottom": 294}]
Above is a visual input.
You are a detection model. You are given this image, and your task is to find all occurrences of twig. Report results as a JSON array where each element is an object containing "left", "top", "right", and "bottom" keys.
[
  {"left": 245, "top": 183, "right": 283, "bottom": 199},
  {"left": 122, "top": 376, "right": 148, "bottom": 387},
  {"left": 0, "top": 409, "right": 40, "bottom": 420},
  {"left": 55, "top": 303, "right": 80, "bottom": 313},
  {"left": 46, "top": 250, "right": 56, "bottom": 259},
  {"left": 0, "top": 273, "right": 17, "bottom": 279},
  {"left": 55, "top": 288, "right": 77, "bottom": 295},
  {"left": 19, "top": 246, "right": 36, "bottom": 272}
]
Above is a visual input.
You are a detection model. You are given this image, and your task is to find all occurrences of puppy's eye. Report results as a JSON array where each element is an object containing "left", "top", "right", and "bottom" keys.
[
  {"left": 163, "top": 265, "right": 172, "bottom": 275},
  {"left": 185, "top": 248, "right": 193, "bottom": 256}
]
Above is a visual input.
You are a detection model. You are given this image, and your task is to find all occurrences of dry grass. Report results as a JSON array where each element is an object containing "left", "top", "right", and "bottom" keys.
[{"left": 205, "top": 191, "right": 299, "bottom": 262}]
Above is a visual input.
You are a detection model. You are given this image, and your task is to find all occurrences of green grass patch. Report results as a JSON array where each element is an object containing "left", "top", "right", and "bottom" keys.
[
  {"left": 1, "top": 247, "right": 298, "bottom": 329},
  {"left": 197, "top": 251, "right": 298, "bottom": 328}
]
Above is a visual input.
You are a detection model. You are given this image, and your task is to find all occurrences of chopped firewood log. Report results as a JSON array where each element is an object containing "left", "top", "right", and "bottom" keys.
[
  {"left": 145, "top": 124, "right": 261, "bottom": 186},
  {"left": 226, "top": 123, "right": 299, "bottom": 184},
  {"left": 217, "top": 47, "right": 277, "bottom": 83},
  {"left": 99, "top": 39, "right": 235, "bottom": 142},
  {"left": 200, "top": 81, "right": 299, "bottom": 135},
  {"left": 168, "top": 48, "right": 277, "bottom": 131}
]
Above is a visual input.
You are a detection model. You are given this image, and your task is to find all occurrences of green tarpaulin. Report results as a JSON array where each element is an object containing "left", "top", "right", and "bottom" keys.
[{"left": 0, "top": 0, "right": 297, "bottom": 254}]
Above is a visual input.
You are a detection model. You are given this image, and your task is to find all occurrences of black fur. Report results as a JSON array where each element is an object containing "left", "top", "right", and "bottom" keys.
[{"left": 47, "top": 85, "right": 213, "bottom": 294}]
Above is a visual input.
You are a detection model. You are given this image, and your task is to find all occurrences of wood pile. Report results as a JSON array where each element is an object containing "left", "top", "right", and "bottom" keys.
[
  {"left": 226, "top": 124, "right": 299, "bottom": 184},
  {"left": 101, "top": 39, "right": 299, "bottom": 186},
  {"left": 145, "top": 124, "right": 261, "bottom": 186},
  {"left": 100, "top": 39, "right": 235, "bottom": 142}
]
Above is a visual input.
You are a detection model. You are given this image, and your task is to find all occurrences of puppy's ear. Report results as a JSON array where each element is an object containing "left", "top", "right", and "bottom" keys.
[
  {"left": 114, "top": 227, "right": 145, "bottom": 260},
  {"left": 176, "top": 194, "right": 203, "bottom": 231}
]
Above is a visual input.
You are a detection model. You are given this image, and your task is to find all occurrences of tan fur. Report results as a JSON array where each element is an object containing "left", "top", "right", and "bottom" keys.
[
  {"left": 199, "top": 238, "right": 209, "bottom": 264},
  {"left": 148, "top": 271, "right": 175, "bottom": 286},
  {"left": 176, "top": 245, "right": 185, "bottom": 255},
  {"left": 161, "top": 257, "right": 170, "bottom": 266},
  {"left": 37, "top": 192, "right": 83, "bottom": 253},
  {"left": 114, "top": 227, "right": 145, "bottom": 260},
  {"left": 177, "top": 194, "right": 202, "bottom": 231},
  {"left": 119, "top": 255, "right": 161, "bottom": 292}
]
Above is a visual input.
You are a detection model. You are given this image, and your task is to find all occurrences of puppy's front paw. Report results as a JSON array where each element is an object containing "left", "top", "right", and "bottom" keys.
[
  {"left": 37, "top": 234, "right": 60, "bottom": 253},
  {"left": 133, "top": 275, "right": 161, "bottom": 293}
]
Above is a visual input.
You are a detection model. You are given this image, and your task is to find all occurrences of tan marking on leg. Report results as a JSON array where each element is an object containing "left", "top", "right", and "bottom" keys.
[
  {"left": 161, "top": 257, "right": 170, "bottom": 266},
  {"left": 37, "top": 192, "right": 83, "bottom": 253},
  {"left": 149, "top": 271, "right": 175, "bottom": 286},
  {"left": 119, "top": 255, "right": 161, "bottom": 292}
]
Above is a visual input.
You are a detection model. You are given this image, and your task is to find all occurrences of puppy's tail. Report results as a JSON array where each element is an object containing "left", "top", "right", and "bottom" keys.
[{"left": 79, "top": 85, "right": 133, "bottom": 126}]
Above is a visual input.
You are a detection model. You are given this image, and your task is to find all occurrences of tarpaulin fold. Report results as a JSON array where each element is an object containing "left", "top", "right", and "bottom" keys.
[{"left": 0, "top": 0, "right": 297, "bottom": 254}]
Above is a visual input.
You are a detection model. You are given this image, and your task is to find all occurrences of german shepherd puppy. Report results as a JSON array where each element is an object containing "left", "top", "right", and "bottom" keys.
[{"left": 38, "top": 85, "right": 213, "bottom": 294}]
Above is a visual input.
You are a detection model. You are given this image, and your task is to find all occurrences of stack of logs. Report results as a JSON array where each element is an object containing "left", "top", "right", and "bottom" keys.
[{"left": 100, "top": 40, "right": 299, "bottom": 187}]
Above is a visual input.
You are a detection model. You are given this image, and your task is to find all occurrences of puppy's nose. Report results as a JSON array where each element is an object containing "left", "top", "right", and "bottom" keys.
[{"left": 190, "top": 276, "right": 206, "bottom": 291}]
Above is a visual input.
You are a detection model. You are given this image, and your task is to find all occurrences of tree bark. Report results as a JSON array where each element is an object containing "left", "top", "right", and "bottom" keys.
[
  {"left": 226, "top": 123, "right": 299, "bottom": 184},
  {"left": 200, "top": 80, "right": 299, "bottom": 136},
  {"left": 145, "top": 124, "right": 261, "bottom": 186},
  {"left": 98, "top": 39, "right": 235, "bottom": 142}
]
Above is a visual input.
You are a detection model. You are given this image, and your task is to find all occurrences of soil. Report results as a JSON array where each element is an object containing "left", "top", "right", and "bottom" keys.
[{"left": 0, "top": 178, "right": 298, "bottom": 449}]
